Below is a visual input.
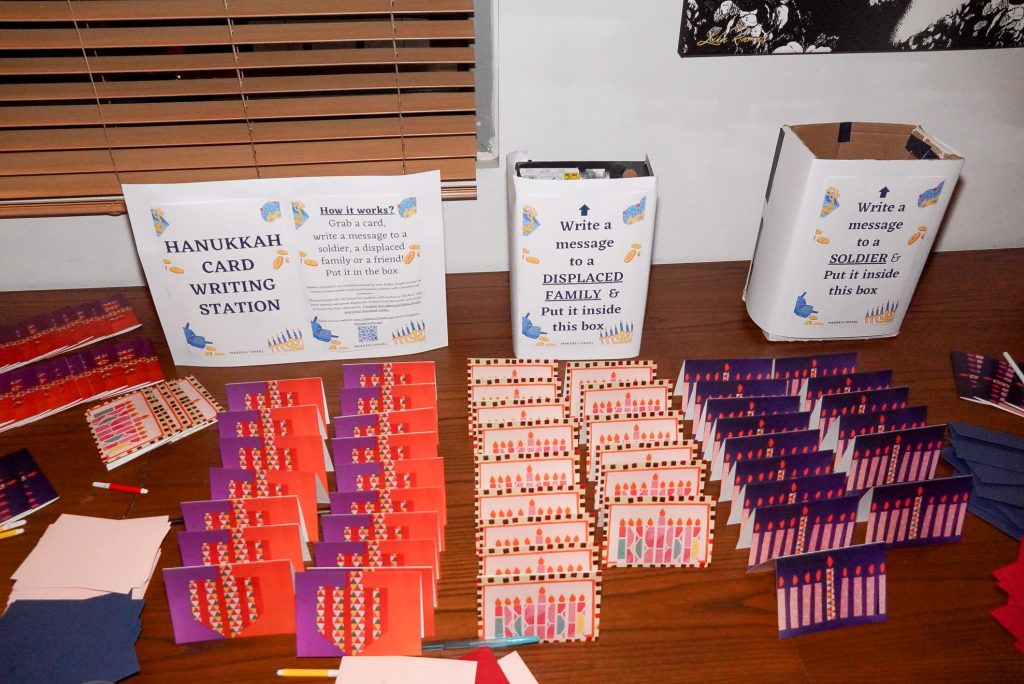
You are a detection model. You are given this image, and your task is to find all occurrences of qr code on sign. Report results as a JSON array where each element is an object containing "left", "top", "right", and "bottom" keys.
[{"left": 357, "top": 325, "right": 378, "bottom": 343}]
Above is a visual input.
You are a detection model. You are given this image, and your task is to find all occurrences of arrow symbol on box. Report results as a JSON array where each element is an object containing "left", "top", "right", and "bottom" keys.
[
  {"left": 879, "top": 187, "right": 890, "bottom": 198},
  {"left": 579, "top": 204, "right": 590, "bottom": 216}
]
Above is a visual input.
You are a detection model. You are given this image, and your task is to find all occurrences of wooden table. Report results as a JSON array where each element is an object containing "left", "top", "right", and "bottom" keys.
[{"left": 2, "top": 248, "right": 1023, "bottom": 683}]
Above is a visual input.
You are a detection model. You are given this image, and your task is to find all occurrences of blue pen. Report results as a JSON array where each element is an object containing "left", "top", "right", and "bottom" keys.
[{"left": 421, "top": 635, "right": 540, "bottom": 652}]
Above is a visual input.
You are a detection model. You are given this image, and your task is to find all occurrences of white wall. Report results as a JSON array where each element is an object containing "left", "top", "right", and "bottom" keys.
[{"left": 2, "top": 1, "right": 1022, "bottom": 291}]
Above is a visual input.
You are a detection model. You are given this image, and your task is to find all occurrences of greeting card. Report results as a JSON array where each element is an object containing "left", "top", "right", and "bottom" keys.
[
  {"left": 863, "top": 475, "right": 972, "bottom": 547},
  {"left": 343, "top": 361, "right": 436, "bottom": 388},
  {"left": 773, "top": 352, "right": 858, "bottom": 396},
  {"left": 313, "top": 538, "right": 440, "bottom": 587},
  {"left": 580, "top": 380, "right": 673, "bottom": 420},
  {"left": 480, "top": 548, "right": 597, "bottom": 578},
  {"left": 674, "top": 358, "right": 774, "bottom": 404},
  {"left": 334, "top": 408, "right": 438, "bottom": 439},
  {"left": 339, "top": 383, "right": 437, "bottom": 416},
  {"left": 179, "top": 496, "right": 307, "bottom": 541},
  {"left": 713, "top": 429, "right": 820, "bottom": 484},
  {"left": 589, "top": 440, "right": 697, "bottom": 484},
  {"left": 469, "top": 400, "right": 569, "bottom": 436},
  {"left": 208, "top": 467, "right": 320, "bottom": 541},
  {"left": 702, "top": 410, "right": 812, "bottom": 466},
  {"left": 224, "top": 377, "right": 329, "bottom": 426},
  {"left": 467, "top": 358, "right": 559, "bottom": 383},
  {"left": 0, "top": 448, "right": 58, "bottom": 526},
  {"left": 597, "top": 461, "right": 705, "bottom": 516},
  {"left": 335, "top": 458, "right": 446, "bottom": 493},
  {"left": 747, "top": 496, "right": 860, "bottom": 570},
  {"left": 478, "top": 515, "right": 594, "bottom": 554},
  {"left": 329, "top": 489, "right": 446, "bottom": 526},
  {"left": 828, "top": 406, "right": 930, "bottom": 461},
  {"left": 724, "top": 450, "right": 835, "bottom": 503},
  {"left": 477, "top": 456, "right": 578, "bottom": 494},
  {"left": 218, "top": 434, "right": 330, "bottom": 493},
  {"left": 296, "top": 567, "right": 427, "bottom": 656},
  {"left": 477, "top": 490, "right": 582, "bottom": 524},
  {"left": 321, "top": 511, "right": 443, "bottom": 550},
  {"left": 476, "top": 421, "right": 576, "bottom": 458},
  {"left": 731, "top": 472, "right": 847, "bottom": 527},
  {"left": 563, "top": 360, "right": 657, "bottom": 417},
  {"left": 841, "top": 424, "right": 944, "bottom": 495},
  {"left": 478, "top": 573, "right": 600, "bottom": 642},
  {"left": 468, "top": 379, "right": 561, "bottom": 405},
  {"left": 811, "top": 387, "right": 911, "bottom": 439},
  {"left": 698, "top": 395, "right": 803, "bottom": 462},
  {"left": 586, "top": 413, "right": 684, "bottom": 458},
  {"left": 177, "top": 523, "right": 308, "bottom": 568},
  {"left": 602, "top": 499, "right": 714, "bottom": 567},
  {"left": 330, "top": 432, "right": 438, "bottom": 466},
  {"left": 163, "top": 560, "right": 295, "bottom": 643},
  {"left": 803, "top": 370, "right": 894, "bottom": 411},
  {"left": 217, "top": 405, "right": 325, "bottom": 440},
  {"left": 689, "top": 378, "right": 789, "bottom": 426},
  {"left": 775, "top": 543, "right": 886, "bottom": 638}
]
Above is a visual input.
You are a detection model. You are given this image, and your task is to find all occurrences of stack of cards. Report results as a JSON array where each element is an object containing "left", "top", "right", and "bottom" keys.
[
  {"left": 0, "top": 337, "right": 163, "bottom": 433},
  {"left": 2, "top": 513, "right": 168, "bottom": 678},
  {"left": 86, "top": 375, "right": 221, "bottom": 469},
  {"left": 952, "top": 351, "right": 1024, "bottom": 417},
  {"left": 0, "top": 448, "right": 58, "bottom": 527},
  {"left": 164, "top": 380, "right": 335, "bottom": 646},
  {"left": 992, "top": 536, "right": 1024, "bottom": 651},
  {"left": 303, "top": 362, "right": 443, "bottom": 657},
  {"left": 9, "top": 513, "right": 170, "bottom": 605},
  {"left": 0, "top": 295, "right": 140, "bottom": 373},
  {"left": 469, "top": 358, "right": 601, "bottom": 643},
  {"left": 943, "top": 422, "right": 1024, "bottom": 539}
]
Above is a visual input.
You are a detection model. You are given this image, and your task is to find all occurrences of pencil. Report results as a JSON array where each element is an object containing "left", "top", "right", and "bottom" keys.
[
  {"left": 276, "top": 669, "right": 340, "bottom": 678},
  {"left": 1003, "top": 352, "right": 1024, "bottom": 385},
  {"left": 0, "top": 527, "right": 25, "bottom": 541}
]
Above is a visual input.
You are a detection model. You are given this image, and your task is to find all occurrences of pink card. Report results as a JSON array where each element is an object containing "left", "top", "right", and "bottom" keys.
[
  {"left": 476, "top": 421, "right": 577, "bottom": 458},
  {"left": 467, "top": 358, "right": 559, "bottom": 383},
  {"left": 477, "top": 490, "right": 582, "bottom": 524},
  {"left": 478, "top": 515, "right": 593, "bottom": 553},
  {"left": 477, "top": 455, "right": 578, "bottom": 494},
  {"left": 589, "top": 440, "right": 698, "bottom": 483},
  {"left": 479, "top": 572, "right": 601, "bottom": 642},
  {"left": 480, "top": 548, "right": 597, "bottom": 577},
  {"left": 469, "top": 400, "right": 570, "bottom": 435},
  {"left": 563, "top": 360, "right": 657, "bottom": 417},
  {"left": 468, "top": 379, "right": 561, "bottom": 405},
  {"left": 602, "top": 498, "right": 715, "bottom": 567}
]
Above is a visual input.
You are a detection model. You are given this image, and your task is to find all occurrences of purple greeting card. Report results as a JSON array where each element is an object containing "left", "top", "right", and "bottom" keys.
[
  {"left": 747, "top": 495, "right": 860, "bottom": 570},
  {"left": 773, "top": 352, "right": 858, "bottom": 395},
  {"left": 731, "top": 472, "right": 847, "bottom": 529},
  {"left": 864, "top": 475, "right": 972, "bottom": 547},
  {"left": 775, "top": 543, "right": 886, "bottom": 638},
  {"left": 803, "top": 370, "right": 894, "bottom": 411},
  {"left": 725, "top": 450, "right": 835, "bottom": 502},
  {"left": 713, "top": 429, "right": 820, "bottom": 483},
  {"left": 704, "top": 410, "right": 811, "bottom": 466},
  {"left": 829, "top": 406, "right": 930, "bottom": 462},
  {"left": 841, "top": 424, "right": 944, "bottom": 495}
]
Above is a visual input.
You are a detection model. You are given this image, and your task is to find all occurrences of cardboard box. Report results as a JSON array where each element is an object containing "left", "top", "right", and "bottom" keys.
[
  {"left": 507, "top": 151, "right": 657, "bottom": 359},
  {"left": 744, "top": 123, "right": 964, "bottom": 341}
]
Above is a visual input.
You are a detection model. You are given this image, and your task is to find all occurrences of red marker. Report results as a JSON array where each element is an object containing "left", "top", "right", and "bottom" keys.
[{"left": 92, "top": 481, "right": 148, "bottom": 495}]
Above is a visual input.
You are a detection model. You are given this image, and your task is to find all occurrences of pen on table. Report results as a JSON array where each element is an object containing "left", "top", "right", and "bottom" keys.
[
  {"left": 0, "top": 527, "right": 25, "bottom": 541},
  {"left": 421, "top": 634, "right": 541, "bottom": 652},
  {"left": 93, "top": 481, "right": 149, "bottom": 495},
  {"left": 276, "top": 669, "right": 339, "bottom": 678},
  {"left": 1004, "top": 352, "right": 1024, "bottom": 384},
  {"left": 0, "top": 519, "right": 27, "bottom": 532}
]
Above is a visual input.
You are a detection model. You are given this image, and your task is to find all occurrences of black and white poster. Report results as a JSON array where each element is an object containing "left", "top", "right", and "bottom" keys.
[{"left": 679, "top": 1, "right": 1024, "bottom": 55}]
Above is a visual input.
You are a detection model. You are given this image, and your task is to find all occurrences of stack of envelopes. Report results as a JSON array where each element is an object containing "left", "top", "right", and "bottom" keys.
[
  {"left": 0, "top": 514, "right": 169, "bottom": 681},
  {"left": 943, "top": 422, "right": 1024, "bottom": 539}
]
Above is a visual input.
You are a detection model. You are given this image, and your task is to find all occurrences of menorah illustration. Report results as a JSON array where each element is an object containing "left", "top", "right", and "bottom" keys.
[
  {"left": 599, "top": 321, "right": 634, "bottom": 345},
  {"left": 268, "top": 328, "right": 304, "bottom": 353},
  {"left": 491, "top": 588, "right": 590, "bottom": 640},
  {"left": 590, "top": 394, "right": 663, "bottom": 414},
  {"left": 613, "top": 511, "right": 705, "bottom": 566}
]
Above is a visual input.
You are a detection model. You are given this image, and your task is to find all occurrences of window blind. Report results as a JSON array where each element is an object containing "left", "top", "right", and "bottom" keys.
[{"left": 0, "top": 0, "right": 477, "bottom": 218}]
